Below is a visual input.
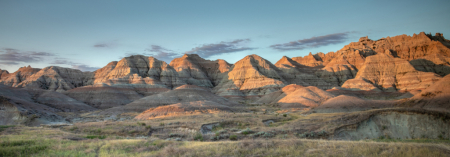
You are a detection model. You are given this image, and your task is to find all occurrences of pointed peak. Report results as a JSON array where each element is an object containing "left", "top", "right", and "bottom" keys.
[
  {"left": 281, "top": 56, "right": 290, "bottom": 59},
  {"left": 245, "top": 54, "right": 263, "bottom": 59}
]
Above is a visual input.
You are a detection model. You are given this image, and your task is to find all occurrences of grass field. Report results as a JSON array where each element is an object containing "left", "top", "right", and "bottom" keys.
[{"left": 1, "top": 124, "right": 450, "bottom": 157}]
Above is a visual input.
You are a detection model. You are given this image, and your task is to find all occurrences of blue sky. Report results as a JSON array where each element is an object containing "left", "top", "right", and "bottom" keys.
[{"left": 1, "top": 0, "right": 449, "bottom": 72}]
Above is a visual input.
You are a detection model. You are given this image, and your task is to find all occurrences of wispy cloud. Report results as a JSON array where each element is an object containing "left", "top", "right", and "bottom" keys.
[
  {"left": 270, "top": 32, "right": 352, "bottom": 51},
  {"left": 0, "top": 48, "right": 55, "bottom": 65},
  {"left": 145, "top": 45, "right": 182, "bottom": 63},
  {"left": 93, "top": 40, "right": 119, "bottom": 48},
  {"left": 0, "top": 61, "right": 19, "bottom": 65},
  {"left": 51, "top": 58, "right": 100, "bottom": 72},
  {"left": 71, "top": 64, "right": 100, "bottom": 72},
  {"left": 185, "top": 39, "right": 255, "bottom": 58}
]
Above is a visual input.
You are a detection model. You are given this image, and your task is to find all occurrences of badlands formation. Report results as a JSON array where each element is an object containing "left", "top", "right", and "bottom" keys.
[{"left": 1, "top": 32, "right": 450, "bottom": 142}]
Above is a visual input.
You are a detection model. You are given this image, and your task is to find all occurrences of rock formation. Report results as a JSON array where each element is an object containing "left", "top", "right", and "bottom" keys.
[
  {"left": 13, "top": 66, "right": 93, "bottom": 92},
  {"left": 0, "top": 69, "right": 9, "bottom": 79},
  {"left": 342, "top": 53, "right": 441, "bottom": 92},
  {"left": 0, "top": 66, "right": 41, "bottom": 87},
  {"left": 169, "top": 54, "right": 231, "bottom": 87},
  {"left": 213, "top": 54, "right": 286, "bottom": 97},
  {"left": 91, "top": 55, "right": 183, "bottom": 92},
  {"left": 409, "top": 52, "right": 450, "bottom": 76},
  {"left": 275, "top": 56, "right": 334, "bottom": 89}
]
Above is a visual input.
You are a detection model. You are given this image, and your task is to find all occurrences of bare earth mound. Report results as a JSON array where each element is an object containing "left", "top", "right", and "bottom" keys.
[
  {"left": 398, "top": 74, "right": 450, "bottom": 112},
  {"left": 313, "top": 95, "right": 394, "bottom": 113},
  {"left": 107, "top": 85, "right": 240, "bottom": 114},
  {"left": 256, "top": 84, "right": 334, "bottom": 108},
  {"left": 134, "top": 100, "right": 233, "bottom": 120}
]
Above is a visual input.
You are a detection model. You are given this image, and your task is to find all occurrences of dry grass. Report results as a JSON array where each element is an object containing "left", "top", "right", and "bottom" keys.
[
  {"left": 152, "top": 139, "right": 450, "bottom": 157},
  {"left": 1, "top": 125, "right": 450, "bottom": 157}
]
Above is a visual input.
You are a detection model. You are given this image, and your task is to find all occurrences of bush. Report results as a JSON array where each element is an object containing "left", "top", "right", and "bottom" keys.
[
  {"left": 230, "top": 135, "right": 238, "bottom": 141},
  {"left": 194, "top": 133, "right": 203, "bottom": 141},
  {"left": 137, "top": 122, "right": 146, "bottom": 126},
  {"left": 283, "top": 114, "right": 287, "bottom": 117},
  {"left": 0, "top": 125, "right": 15, "bottom": 132},
  {"left": 160, "top": 123, "right": 165, "bottom": 126},
  {"left": 86, "top": 135, "right": 107, "bottom": 139},
  {"left": 146, "top": 125, "right": 152, "bottom": 129},
  {"left": 241, "top": 128, "right": 253, "bottom": 135},
  {"left": 69, "top": 126, "right": 78, "bottom": 131}
]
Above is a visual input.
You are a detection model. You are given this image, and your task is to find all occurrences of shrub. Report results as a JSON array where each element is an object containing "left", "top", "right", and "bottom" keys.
[
  {"left": 0, "top": 125, "right": 15, "bottom": 132},
  {"left": 86, "top": 135, "right": 107, "bottom": 139},
  {"left": 169, "top": 133, "right": 183, "bottom": 138},
  {"left": 146, "top": 125, "right": 152, "bottom": 129},
  {"left": 241, "top": 128, "right": 253, "bottom": 135},
  {"left": 283, "top": 114, "right": 287, "bottom": 117},
  {"left": 160, "top": 122, "right": 165, "bottom": 126},
  {"left": 137, "top": 122, "right": 146, "bottom": 126},
  {"left": 230, "top": 135, "right": 238, "bottom": 141},
  {"left": 194, "top": 133, "right": 203, "bottom": 141}
]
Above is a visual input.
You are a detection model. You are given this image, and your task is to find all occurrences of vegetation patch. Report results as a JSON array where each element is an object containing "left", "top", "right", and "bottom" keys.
[
  {"left": 0, "top": 125, "right": 15, "bottom": 132},
  {"left": 0, "top": 140, "right": 48, "bottom": 157}
]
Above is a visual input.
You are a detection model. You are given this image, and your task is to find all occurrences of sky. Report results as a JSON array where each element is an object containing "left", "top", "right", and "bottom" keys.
[{"left": 1, "top": 0, "right": 449, "bottom": 72}]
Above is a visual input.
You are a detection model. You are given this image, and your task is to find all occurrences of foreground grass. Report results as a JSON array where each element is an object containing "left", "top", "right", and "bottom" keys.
[{"left": 1, "top": 126, "right": 450, "bottom": 157}]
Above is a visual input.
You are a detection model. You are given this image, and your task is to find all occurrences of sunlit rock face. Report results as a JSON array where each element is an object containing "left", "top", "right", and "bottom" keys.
[
  {"left": 92, "top": 55, "right": 183, "bottom": 90},
  {"left": 408, "top": 74, "right": 450, "bottom": 112},
  {"left": 342, "top": 53, "right": 441, "bottom": 92},
  {"left": 169, "top": 54, "right": 231, "bottom": 88},
  {"left": 14, "top": 66, "right": 93, "bottom": 92},
  {"left": 213, "top": 54, "right": 287, "bottom": 97},
  {"left": 275, "top": 56, "right": 334, "bottom": 89},
  {"left": 0, "top": 66, "right": 41, "bottom": 87}
]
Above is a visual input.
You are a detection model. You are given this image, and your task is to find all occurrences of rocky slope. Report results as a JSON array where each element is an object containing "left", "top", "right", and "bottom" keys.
[
  {"left": 342, "top": 53, "right": 441, "bottom": 92},
  {"left": 275, "top": 56, "right": 334, "bottom": 89},
  {"left": 0, "top": 66, "right": 41, "bottom": 87},
  {"left": 169, "top": 54, "right": 231, "bottom": 88},
  {"left": 14, "top": 66, "right": 93, "bottom": 92},
  {"left": 0, "top": 84, "right": 96, "bottom": 125},
  {"left": 0, "top": 69, "right": 9, "bottom": 79},
  {"left": 398, "top": 74, "right": 450, "bottom": 112},
  {"left": 409, "top": 52, "right": 450, "bottom": 76},
  {"left": 213, "top": 54, "right": 287, "bottom": 97},
  {"left": 91, "top": 55, "right": 182, "bottom": 92}
]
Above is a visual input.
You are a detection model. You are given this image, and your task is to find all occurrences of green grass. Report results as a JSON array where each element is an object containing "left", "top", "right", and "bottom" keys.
[
  {"left": 370, "top": 138, "right": 450, "bottom": 144},
  {"left": 86, "top": 135, "right": 107, "bottom": 139},
  {"left": 0, "top": 140, "right": 48, "bottom": 157},
  {"left": 0, "top": 125, "right": 15, "bottom": 132}
]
